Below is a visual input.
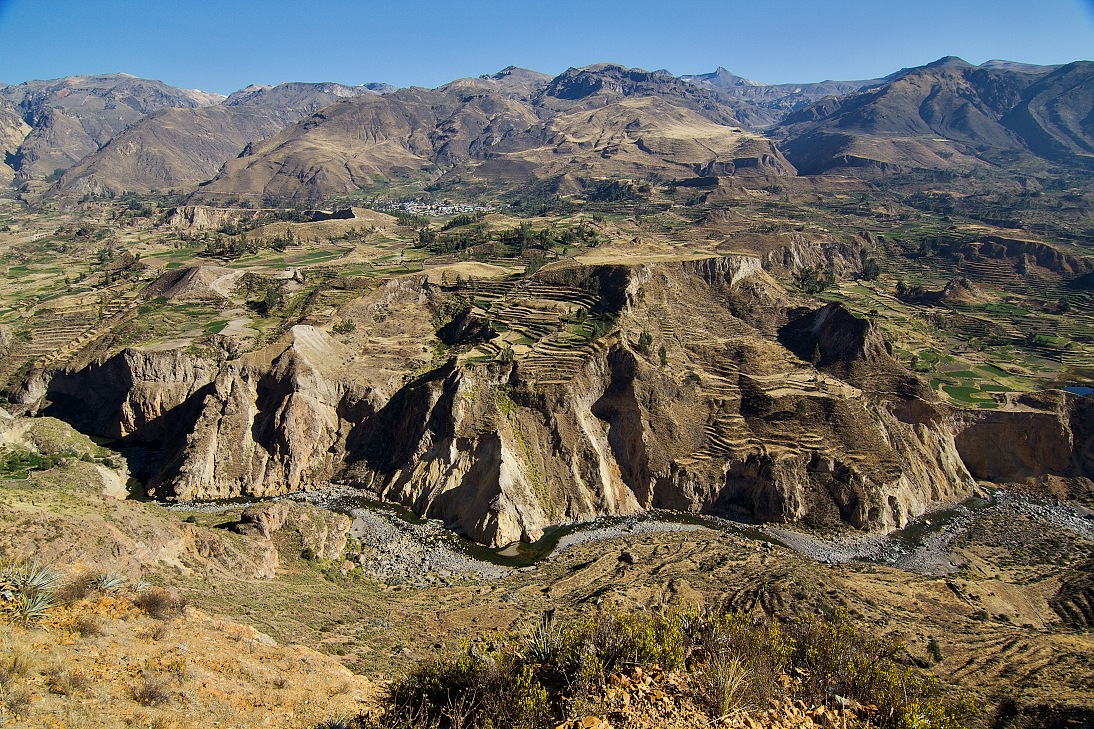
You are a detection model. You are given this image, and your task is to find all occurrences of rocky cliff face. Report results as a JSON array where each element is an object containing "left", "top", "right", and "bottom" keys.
[
  {"left": 167, "top": 329, "right": 363, "bottom": 500},
  {"left": 164, "top": 205, "right": 260, "bottom": 230},
  {"left": 955, "top": 390, "right": 1094, "bottom": 484},
  {"left": 41, "top": 347, "right": 218, "bottom": 442},
  {"left": 28, "top": 258, "right": 1082, "bottom": 546}
]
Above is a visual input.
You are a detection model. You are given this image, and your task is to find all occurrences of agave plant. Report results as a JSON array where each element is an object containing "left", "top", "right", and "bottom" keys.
[
  {"left": 315, "top": 718, "right": 355, "bottom": 729},
  {"left": 17, "top": 588, "right": 60, "bottom": 624},
  {"left": 523, "top": 613, "right": 563, "bottom": 665},
  {"left": 1, "top": 557, "right": 62, "bottom": 624},
  {"left": 92, "top": 572, "right": 127, "bottom": 592}
]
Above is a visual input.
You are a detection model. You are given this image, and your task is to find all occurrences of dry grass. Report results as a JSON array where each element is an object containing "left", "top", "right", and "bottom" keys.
[
  {"left": 0, "top": 596, "right": 377, "bottom": 727},
  {"left": 130, "top": 670, "right": 172, "bottom": 706},
  {"left": 46, "top": 664, "right": 90, "bottom": 697},
  {"left": 74, "top": 613, "right": 104, "bottom": 637},
  {"left": 135, "top": 588, "right": 187, "bottom": 620},
  {"left": 695, "top": 655, "right": 751, "bottom": 718}
]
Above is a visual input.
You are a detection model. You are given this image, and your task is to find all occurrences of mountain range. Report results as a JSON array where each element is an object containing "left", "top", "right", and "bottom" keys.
[{"left": 1, "top": 57, "right": 1091, "bottom": 200}]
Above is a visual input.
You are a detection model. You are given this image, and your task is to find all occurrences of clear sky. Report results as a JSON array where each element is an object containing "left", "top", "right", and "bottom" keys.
[{"left": 1, "top": 0, "right": 1092, "bottom": 94}]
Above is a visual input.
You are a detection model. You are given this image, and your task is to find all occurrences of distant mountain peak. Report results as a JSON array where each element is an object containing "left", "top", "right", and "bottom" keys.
[
  {"left": 541, "top": 64, "right": 699, "bottom": 103},
  {"left": 924, "top": 56, "right": 974, "bottom": 69},
  {"left": 980, "top": 59, "right": 1061, "bottom": 74},
  {"left": 685, "top": 67, "right": 765, "bottom": 88},
  {"left": 482, "top": 66, "right": 550, "bottom": 82}
]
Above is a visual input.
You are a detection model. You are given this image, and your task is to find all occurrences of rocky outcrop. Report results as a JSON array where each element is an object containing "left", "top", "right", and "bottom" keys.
[
  {"left": 437, "top": 308, "right": 497, "bottom": 346},
  {"left": 143, "top": 265, "right": 241, "bottom": 302},
  {"left": 761, "top": 234, "right": 867, "bottom": 283},
  {"left": 236, "top": 501, "right": 351, "bottom": 561},
  {"left": 164, "top": 205, "right": 258, "bottom": 230},
  {"left": 0, "top": 411, "right": 279, "bottom": 580},
  {"left": 338, "top": 353, "right": 645, "bottom": 546},
  {"left": 946, "top": 236, "right": 1093, "bottom": 277},
  {"left": 778, "top": 302, "right": 929, "bottom": 399},
  {"left": 955, "top": 390, "right": 1094, "bottom": 484},
  {"left": 167, "top": 326, "right": 365, "bottom": 500},
  {"left": 939, "top": 277, "right": 989, "bottom": 305},
  {"left": 779, "top": 302, "right": 890, "bottom": 366}
]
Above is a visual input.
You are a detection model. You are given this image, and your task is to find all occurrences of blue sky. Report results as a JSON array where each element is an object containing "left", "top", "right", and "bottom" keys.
[{"left": 1, "top": 0, "right": 1092, "bottom": 93}]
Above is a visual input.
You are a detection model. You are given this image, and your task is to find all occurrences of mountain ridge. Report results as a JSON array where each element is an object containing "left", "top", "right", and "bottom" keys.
[{"left": 0, "top": 57, "right": 1088, "bottom": 200}]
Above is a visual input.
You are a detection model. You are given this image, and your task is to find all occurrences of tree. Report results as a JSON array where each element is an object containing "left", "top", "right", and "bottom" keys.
[
  {"left": 417, "top": 226, "right": 437, "bottom": 247},
  {"left": 797, "top": 266, "right": 831, "bottom": 295},
  {"left": 811, "top": 344, "right": 822, "bottom": 368},
  {"left": 862, "top": 258, "right": 880, "bottom": 280},
  {"left": 263, "top": 286, "right": 280, "bottom": 315}
]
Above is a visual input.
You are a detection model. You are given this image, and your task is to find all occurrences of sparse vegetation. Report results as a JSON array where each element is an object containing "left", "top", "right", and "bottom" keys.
[
  {"left": 349, "top": 607, "right": 974, "bottom": 729},
  {"left": 333, "top": 318, "right": 357, "bottom": 335},
  {"left": 46, "top": 664, "right": 89, "bottom": 697},
  {"left": 0, "top": 448, "right": 65, "bottom": 479},
  {"left": 1, "top": 55, "right": 1093, "bottom": 729}
]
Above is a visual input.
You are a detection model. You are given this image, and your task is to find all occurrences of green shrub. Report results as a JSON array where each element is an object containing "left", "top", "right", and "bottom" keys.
[
  {"left": 523, "top": 615, "right": 562, "bottom": 665},
  {"left": 331, "top": 607, "right": 974, "bottom": 729},
  {"left": 927, "top": 636, "right": 943, "bottom": 664},
  {"left": 388, "top": 645, "right": 550, "bottom": 729},
  {"left": 786, "top": 609, "right": 973, "bottom": 728},
  {"left": 332, "top": 319, "right": 357, "bottom": 335},
  {"left": 690, "top": 610, "right": 793, "bottom": 707}
]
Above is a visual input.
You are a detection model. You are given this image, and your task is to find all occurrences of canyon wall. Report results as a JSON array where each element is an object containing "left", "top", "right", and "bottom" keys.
[{"left": 24, "top": 258, "right": 1087, "bottom": 546}]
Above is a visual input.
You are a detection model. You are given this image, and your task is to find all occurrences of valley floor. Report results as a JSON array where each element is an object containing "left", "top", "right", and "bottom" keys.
[{"left": 2, "top": 452, "right": 1091, "bottom": 727}]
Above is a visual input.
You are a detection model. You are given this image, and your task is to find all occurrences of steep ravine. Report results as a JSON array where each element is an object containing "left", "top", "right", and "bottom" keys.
[{"left": 15, "top": 259, "right": 1091, "bottom": 546}]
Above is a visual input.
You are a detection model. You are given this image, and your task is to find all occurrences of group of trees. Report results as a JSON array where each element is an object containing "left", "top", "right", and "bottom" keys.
[
  {"left": 185, "top": 228, "right": 307, "bottom": 260},
  {"left": 415, "top": 219, "right": 602, "bottom": 260},
  {"left": 796, "top": 266, "right": 835, "bottom": 295}
]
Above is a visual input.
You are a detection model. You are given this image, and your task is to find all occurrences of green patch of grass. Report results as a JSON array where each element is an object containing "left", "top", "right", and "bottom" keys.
[
  {"left": 112, "top": 301, "right": 222, "bottom": 347},
  {"left": 941, "top": 384, "right": 1003, "bottom": 409},
  {"left": 293, "top": 250, "right": 344, "bottom": 265},
  {"left": 940, "top": 370, "right": 981, "bottom": 379},
  {"left": 205, "top": 320, "right": 228, "bottom": 334},
  {"left": 0, "top": 449, "right": 64, "bottom": 479}
]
